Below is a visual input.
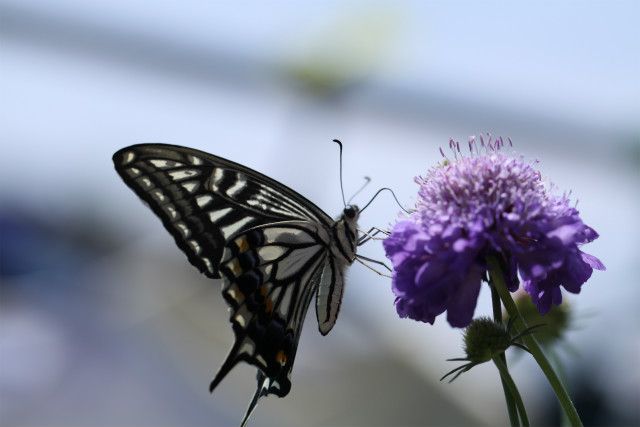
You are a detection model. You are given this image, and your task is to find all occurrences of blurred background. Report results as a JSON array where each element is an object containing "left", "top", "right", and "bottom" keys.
[{"left": 1, "top": 1, "right": 638, "bottom": 426}]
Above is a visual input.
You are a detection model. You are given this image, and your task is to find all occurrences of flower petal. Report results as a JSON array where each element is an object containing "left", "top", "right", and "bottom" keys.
[
  {"left": 581, "top": 251, "right": 605, "bottom": 271},
  {"left": 446, "top": 265, "right": 483, "bottom": 328},
  {"left": 560, "top": 252, "right": 593, "bottom": 293}
]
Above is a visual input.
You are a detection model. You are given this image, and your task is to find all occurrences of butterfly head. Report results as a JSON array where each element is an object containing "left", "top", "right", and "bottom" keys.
[{"left": 342, "top": 204, "right": 360, "bottom": 222}]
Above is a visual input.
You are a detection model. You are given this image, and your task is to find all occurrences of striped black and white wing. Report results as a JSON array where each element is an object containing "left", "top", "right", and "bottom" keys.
[
  {"left": 213, "top": 222, "right": 330, "bottom": 398},
  {"left": 112, "top": 143, "right": 334, "bottom": 279},
  {"left": 113, "top": 143, "right": 341, "bottom": 424}
]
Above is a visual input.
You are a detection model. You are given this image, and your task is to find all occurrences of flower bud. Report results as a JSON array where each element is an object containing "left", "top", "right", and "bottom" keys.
[
  {"left": 463, "top": 317, "right": 512, "bottom": 363},
  {"left": 507, "top": 293, "right": 570, "bottom": 347}
]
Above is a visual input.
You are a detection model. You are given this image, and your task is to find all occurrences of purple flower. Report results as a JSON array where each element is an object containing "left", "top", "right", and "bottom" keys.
[{"left": 383, "top": 137, "right": 605, "bottom": 328}]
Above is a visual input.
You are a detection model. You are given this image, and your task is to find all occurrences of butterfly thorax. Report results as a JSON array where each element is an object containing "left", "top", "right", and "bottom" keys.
[{"left": 329, "top": 204, "right": 360, "bottom": 264}]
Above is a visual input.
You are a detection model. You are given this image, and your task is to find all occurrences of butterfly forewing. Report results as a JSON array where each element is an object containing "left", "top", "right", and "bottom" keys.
[{"left": 112, "top": 144, "right": 334, "bottom": 278}]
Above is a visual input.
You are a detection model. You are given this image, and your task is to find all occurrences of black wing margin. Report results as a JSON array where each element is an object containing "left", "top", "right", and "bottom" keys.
[{"left": 112, "top": 143, "right": 334, "bottom": 278}]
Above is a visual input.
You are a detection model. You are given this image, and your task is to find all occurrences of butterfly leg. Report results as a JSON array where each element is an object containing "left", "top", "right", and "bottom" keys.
[
  {"left": 357, "top": 227, "right": 389, "bottom": 246},
  {"left": 356, "top": 254, "right": 392, "bottom": 272},
  {"left": 355, "top": 256, "right": 392, "bottom": 278},
  {"left": 357, "top": 229, "right": 378, "bottom": 245},
  {"left": 360, "top": 226, "right": 390, "bottom": 238},
  {"left": 357, "top": 235, "right": 384, "bottom": 245}
]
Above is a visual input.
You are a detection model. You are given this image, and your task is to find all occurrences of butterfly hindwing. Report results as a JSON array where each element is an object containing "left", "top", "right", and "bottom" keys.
[
  {"left": 211, "top": 221, "right": 328, "bottom": 398},
  {"left": 315, "top": 256, "right": 345, "bottom": 336}
]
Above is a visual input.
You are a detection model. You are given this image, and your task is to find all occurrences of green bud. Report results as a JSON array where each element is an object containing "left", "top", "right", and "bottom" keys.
[
  {"left": 463, "top": 317, "right": 512, "bottom": 363},
  {"left": 506, "top": 294, "right": 570, "bottom": 347}
]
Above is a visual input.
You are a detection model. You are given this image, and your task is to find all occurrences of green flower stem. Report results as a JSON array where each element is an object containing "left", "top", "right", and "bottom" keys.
[
  {"left": 492, "top": 356, "right": 530, "bottom": 427},
  {"left": 490, "top": 285, "right": 520, "bottom": 427},
  {"left": 487, "top": 256, "right": 583, "bottom": 427},
  {"left": 550, "top": 351, "right": 571, "bottom": 427}
]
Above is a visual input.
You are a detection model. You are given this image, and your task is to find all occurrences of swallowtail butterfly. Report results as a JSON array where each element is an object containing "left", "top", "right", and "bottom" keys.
[{"left": 113, "top": 143, "right": 370, "bottom": 426}]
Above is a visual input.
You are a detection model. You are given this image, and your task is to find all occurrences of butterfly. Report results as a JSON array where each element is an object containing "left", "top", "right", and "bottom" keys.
[{"left": 112, "top": 143, "right": 386, "bottom": 426}]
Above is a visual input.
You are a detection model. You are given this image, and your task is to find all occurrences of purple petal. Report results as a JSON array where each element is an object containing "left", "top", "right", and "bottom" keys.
[
  {"left": 561, "top": 253, "right": 593, "bottom": 293},
  {"left": 446, "top": 265, "right": 483, "bottom": 328},
  {"left": 581, "top": 251, "right": 605, "bottom": 271},
  {"left": 547, "top": 223, "right": 583, "bottom": 245},
  {"left": 415, "top": 259, "right": 448, "bottom": 288}
]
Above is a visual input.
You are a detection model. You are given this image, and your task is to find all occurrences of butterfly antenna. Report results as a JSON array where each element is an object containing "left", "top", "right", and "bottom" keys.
[
  {"left": 240, "top": 372, "right": 270, "bottom": 427},
  {"left": 333, "top": 139, "right": 347, "bottom": 207},
  {"left": 360, "top": 187, "right": 411, "bottom": 214},
  {"left": 347, "top": 176, "right": 371, "bottom": 204}
]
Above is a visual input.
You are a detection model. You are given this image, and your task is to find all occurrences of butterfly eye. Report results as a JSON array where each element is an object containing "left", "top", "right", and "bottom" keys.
[{"left": 344, "top": 205, "right": 357, "bottom": 219}]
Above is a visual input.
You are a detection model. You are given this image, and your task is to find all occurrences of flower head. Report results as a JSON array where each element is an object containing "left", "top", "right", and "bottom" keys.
[{"left": 384, "top": 136, "right": 604, "bottom": 328}]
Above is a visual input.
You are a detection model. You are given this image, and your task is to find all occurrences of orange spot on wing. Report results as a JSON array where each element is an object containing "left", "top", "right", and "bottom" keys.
[
  {"left": 276, "top": 350, "right": 287, "bottom": 366},
  {"left": 235, "top": 236, "right": 250, "bottom": 253}
]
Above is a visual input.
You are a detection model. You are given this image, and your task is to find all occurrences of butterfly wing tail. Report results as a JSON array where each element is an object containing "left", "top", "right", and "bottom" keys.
[
  {"left": 239, "top": 372, "right": 270, "bottom": 427},
  {"left": 209, "top": 339, "right": 243, "bottom": 393}
]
